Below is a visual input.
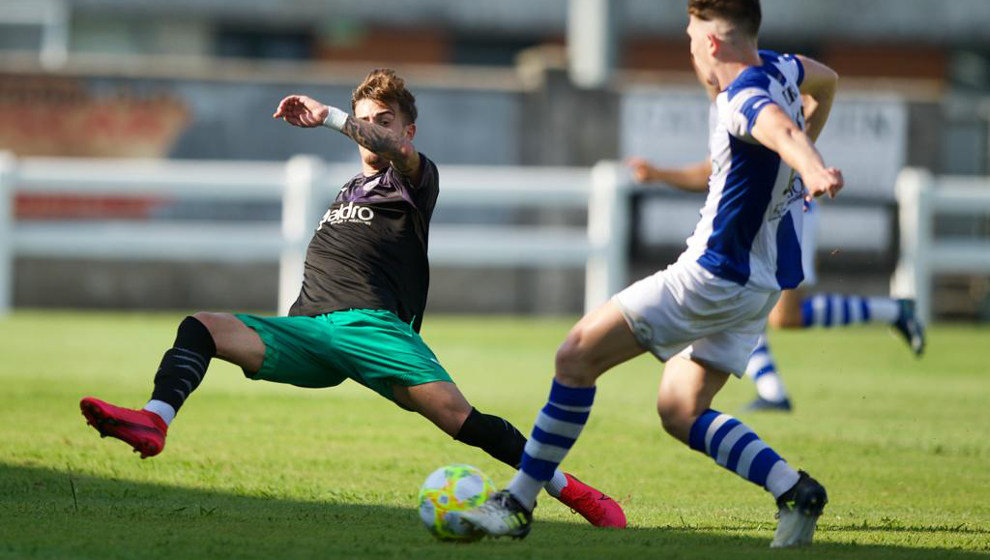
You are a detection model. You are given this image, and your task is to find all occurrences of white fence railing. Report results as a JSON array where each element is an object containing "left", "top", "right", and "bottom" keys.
[
  {"left": 0, "top": 154, "right": 629, "bottom": 316},
  {"left": 891, "top": 168, "right": 990, "bottom": 324}
]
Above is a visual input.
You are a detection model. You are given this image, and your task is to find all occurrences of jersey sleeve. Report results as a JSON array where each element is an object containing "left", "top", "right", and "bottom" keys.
[
  {"left": 386, "top": 153, "right": 439, "bottom": 217},
  {"left": 723, "top": 85, "right": 776, "bottom": 141},
  {"left": 413, "top": 154, "right": 440, "bottom": 218},
  {"left": 780, "top": 53, "right": 805, "bottom": 87}
]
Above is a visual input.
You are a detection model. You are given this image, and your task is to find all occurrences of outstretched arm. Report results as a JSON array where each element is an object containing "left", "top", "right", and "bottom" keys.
[
  {"left": 272, "top": 95, "right": 420, "bottom": 180},
  {"left": 796, "top": 55, "right": 839, "bottom": 142},
  {"left": 625, "top": 157, "right": 711, "bottom": 192},
  {"left": 751, "top": 104, "right": 843, "bottom": 201}
]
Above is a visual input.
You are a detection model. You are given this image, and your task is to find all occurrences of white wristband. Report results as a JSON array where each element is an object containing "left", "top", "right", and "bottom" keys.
[{"left": 322, "top": 106, "right": 349, "bottom": 131}]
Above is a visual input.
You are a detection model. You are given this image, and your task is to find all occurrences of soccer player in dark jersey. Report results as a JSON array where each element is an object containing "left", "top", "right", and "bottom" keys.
[{"left": 79, "top": 69, "right": 625, "bottom": 529}]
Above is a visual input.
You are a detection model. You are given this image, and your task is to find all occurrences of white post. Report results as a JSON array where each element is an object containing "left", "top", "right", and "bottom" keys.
[
  {"left": 891, "top": 167, "right": 935, "bottom": 325},
  {"left": 585, "top": 160, "right": 629, "bottom": 313},
  {"left": 40, "top": 0, "right": 69, "bottom": 70},
  {"left": 567, "top": 0, "right": 618, "bottom": 88},
  {"left": 279, "top": 156, "right": 322, "bottom": 316},
  {"left": 0, "top": 152, "right": 15, "bottom": 317}
]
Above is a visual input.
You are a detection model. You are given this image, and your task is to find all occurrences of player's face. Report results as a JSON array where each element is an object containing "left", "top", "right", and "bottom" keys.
[
  {"left": 686, "top": 16, "right": 716, "bottom": 90},
  {"left": 353, "top": 98, "right": 415, "bottom": 171}
]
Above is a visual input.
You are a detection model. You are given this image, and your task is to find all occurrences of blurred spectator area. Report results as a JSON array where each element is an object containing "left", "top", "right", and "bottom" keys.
[
  {"left": 0, "top": 0, "right": 989, "bottom": 78},
  {"left": 1, "top": 0, "right": 989, "bottom": 318},
  {"left": 1, "top": 0, "right": 988, "bottom": 175},
  {"left": 0, "top": 75, "right": 189, "bottom": 157}
]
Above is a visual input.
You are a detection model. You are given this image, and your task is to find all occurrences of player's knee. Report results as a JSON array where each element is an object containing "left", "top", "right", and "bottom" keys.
[
  {"left": 188, "top": 312, "right": 232, "bottom": 344},
  {"left": 655, "top": 400, "right": 677, "bottom": 431},
  {"left": 190, "top": 311, "right": 221, "bottom": 334},
  {"left": 768, "top": 299, "right": 804, "bottom": 329},
  {"left": 439, "top": 400, "right": 473, "bottom": 436},
  {"left": 656, "top": 399, "right": 692, "bottom": 440},
  {"left": 767, "top": 312, "right": 784, "bottom": 329},
  {"left": 554, "top": 331, "right": 600, "bottom": 385}
]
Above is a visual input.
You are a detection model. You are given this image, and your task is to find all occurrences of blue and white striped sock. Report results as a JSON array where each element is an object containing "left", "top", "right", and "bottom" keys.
[
  {"left": 689, "top": 409, "right": 800, "bottom": 498},
  {"left": 745, "top": 336, "right": 788, "bottom": 402},
  {"left": 507, "top": 379, "right": 595, "bottom": 510},
  {"left": 801, "top": 294, "right": 901, "bottom": 327}
]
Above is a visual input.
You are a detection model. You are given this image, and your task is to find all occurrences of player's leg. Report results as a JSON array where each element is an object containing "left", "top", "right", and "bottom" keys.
[
  {"left": 768, "top": 287, "right": 805, "bottom": 329},
  {"left": 743, "top": 334, "right": 791, "bottom": 411},
  {"left": 785, "top": 204, "right": 924, "bottom": 353},
  {"left": 800, "top": 293, "right": 925, "bottom": 354},
  {"left": 741, "top": 288, "right": 803, "bottom": 412},
  {"left": 394, "top": 381, "right": 626, "bottom": 528},
  {"left": 323, "top": 310, "right": 524, "bottom": 471},
  {"left": 507, "top": 301, "right": 643, "bottom": 507},
  {"left": 80, "top": 312, "right": 263, "bottom": 457},
  {"left": 394, "top": 382, "right": 534, "bottom": 475},
  {"left": 460, "top": 301, "right": 643, "bottom": 537},
  {"left": 658, "top": 355, "right": 826, "bottom": 547},
  {"left": 148, "top": 312, "right": 264, "bottom": 422},
  {"left": 740, "top": 201, "right": 819, "bottom": 413},
  {"left": 658, "top": 356, "right": 795, "bottom": 483}
]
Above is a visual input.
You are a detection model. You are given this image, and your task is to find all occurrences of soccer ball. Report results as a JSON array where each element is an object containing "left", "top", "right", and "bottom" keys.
[{"left": 418, "top": 464, "right": 496, "bottom": 541}]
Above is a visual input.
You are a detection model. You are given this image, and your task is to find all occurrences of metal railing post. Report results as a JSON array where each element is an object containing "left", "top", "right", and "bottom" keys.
[
  {"left": 891, "top": 167, "right": 934, "bottom": 325},
  {"left": 279, "top": 155, "right": 322, "bottom": 316},
  {"left": 0, "top": 152, "right": 14, "bottom": 317},
  {"left": 585, "top": 160, "right": 629, "bottom": 313}
]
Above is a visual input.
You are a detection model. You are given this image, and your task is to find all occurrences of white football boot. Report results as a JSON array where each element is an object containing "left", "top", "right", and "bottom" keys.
[
  {"left": 771, "top": 470, "right": 828, "bottom": 548},
  {"left": 456, "top": 490, "right": 533, "bottom": 539}
]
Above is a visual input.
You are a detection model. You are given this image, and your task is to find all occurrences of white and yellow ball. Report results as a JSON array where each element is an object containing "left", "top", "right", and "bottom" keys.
[{"left": 418, "top": 464, "right": 495, "bottom": 541}]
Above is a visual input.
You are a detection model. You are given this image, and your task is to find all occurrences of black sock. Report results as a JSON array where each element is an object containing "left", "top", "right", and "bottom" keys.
[
  {"left": 454, "top": 408, "right": 527, "bottom": 469},
  {"left": 149, "top": 316, "right": 217, "bottom": 412}
]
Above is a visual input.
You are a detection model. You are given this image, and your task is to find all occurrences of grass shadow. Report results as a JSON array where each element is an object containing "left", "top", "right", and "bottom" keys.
[{"left": 0, "top": 462, "right": 986, "bottom": 560}]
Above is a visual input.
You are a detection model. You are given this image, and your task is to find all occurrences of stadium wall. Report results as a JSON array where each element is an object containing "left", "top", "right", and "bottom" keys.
[{"left": 1, "top": 60, "right": 983, "bottom": 316}]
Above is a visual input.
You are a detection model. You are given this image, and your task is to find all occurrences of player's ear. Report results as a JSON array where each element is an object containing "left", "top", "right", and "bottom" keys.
[
  {"left": 706, "top": 33, "right": 720, "bottom": 58},
  {"left": 404, "top": 122, "right": 416, "bottom": 141}
]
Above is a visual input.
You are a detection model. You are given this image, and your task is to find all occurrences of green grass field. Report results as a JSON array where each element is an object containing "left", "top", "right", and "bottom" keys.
[{"left": 0, "top": 311, "right": 988, "bottom": 559}]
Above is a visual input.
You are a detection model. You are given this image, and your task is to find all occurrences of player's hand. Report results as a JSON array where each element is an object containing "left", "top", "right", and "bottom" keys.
[
  {"left": 273, "top": 95, "right": 330, "bottom": 128},
  {"left": 803, "top": 167, "right": 843, "bottom": 202},
  {"left": 624, "top": 157, "right": 655, "bottom": 184}
]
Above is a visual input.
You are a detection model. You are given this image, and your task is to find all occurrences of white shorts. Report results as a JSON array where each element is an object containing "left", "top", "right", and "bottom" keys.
[{"left": 613, "top": 260, "right": 780, "bottom": 377}]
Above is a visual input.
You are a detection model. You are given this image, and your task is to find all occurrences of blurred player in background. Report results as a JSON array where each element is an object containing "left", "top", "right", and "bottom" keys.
[
  {"left": 79, "top": 68, "right": 625, "bottom": 529},
  {"left": 625, "top": 84, "right": 925, "bottom": 412},
  {"left": 462, "top": 0, "right": 840, "bottom": 547}
]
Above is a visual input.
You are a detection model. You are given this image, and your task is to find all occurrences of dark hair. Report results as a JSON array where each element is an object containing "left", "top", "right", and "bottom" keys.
[
  {"left": 350, "top": 68, "right": 418, "bottom": 124},
  {"left": 688, "top": 0, "right": 761, "bottom": 38}
]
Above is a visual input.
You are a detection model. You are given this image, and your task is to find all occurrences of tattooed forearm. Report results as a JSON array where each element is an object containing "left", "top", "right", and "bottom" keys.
[{"left": 341, "top": 117, "right": 412, "bottom": 164}]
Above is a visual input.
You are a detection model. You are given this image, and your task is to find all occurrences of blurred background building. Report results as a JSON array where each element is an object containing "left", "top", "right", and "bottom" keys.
[{"left": 2, "top": 0, "right": 989, "bottom": 318}]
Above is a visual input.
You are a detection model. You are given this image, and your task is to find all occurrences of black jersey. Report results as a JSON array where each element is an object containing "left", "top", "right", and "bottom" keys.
[{"left": 288, "top": 154, "right": 439, "bottom": 332}]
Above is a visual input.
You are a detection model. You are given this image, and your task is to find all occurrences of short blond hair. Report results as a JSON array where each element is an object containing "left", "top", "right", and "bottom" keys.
[{"left": 350, "top": 68, "right": 418, "bottom": 124}]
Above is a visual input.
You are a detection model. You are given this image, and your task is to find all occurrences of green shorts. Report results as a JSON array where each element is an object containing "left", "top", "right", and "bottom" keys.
[{"left": 235, "top": 309, "right": 452, "bottom": 404}]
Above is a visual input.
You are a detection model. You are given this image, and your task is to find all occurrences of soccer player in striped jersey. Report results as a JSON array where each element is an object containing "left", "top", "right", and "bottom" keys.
[
  {"left": 461, "top": 0, "right": 837, "bottom": 547},
  {"left": 626, "top": 95, "right": 925, "bottom": 413},
  {"left": 78, "top": 69, "right": 625, "bottom": 529}
]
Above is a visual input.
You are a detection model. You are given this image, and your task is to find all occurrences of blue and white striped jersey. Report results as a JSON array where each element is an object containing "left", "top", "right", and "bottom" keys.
[{"left": 678, "top": 50, "right": 808, "bottom": 291}]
